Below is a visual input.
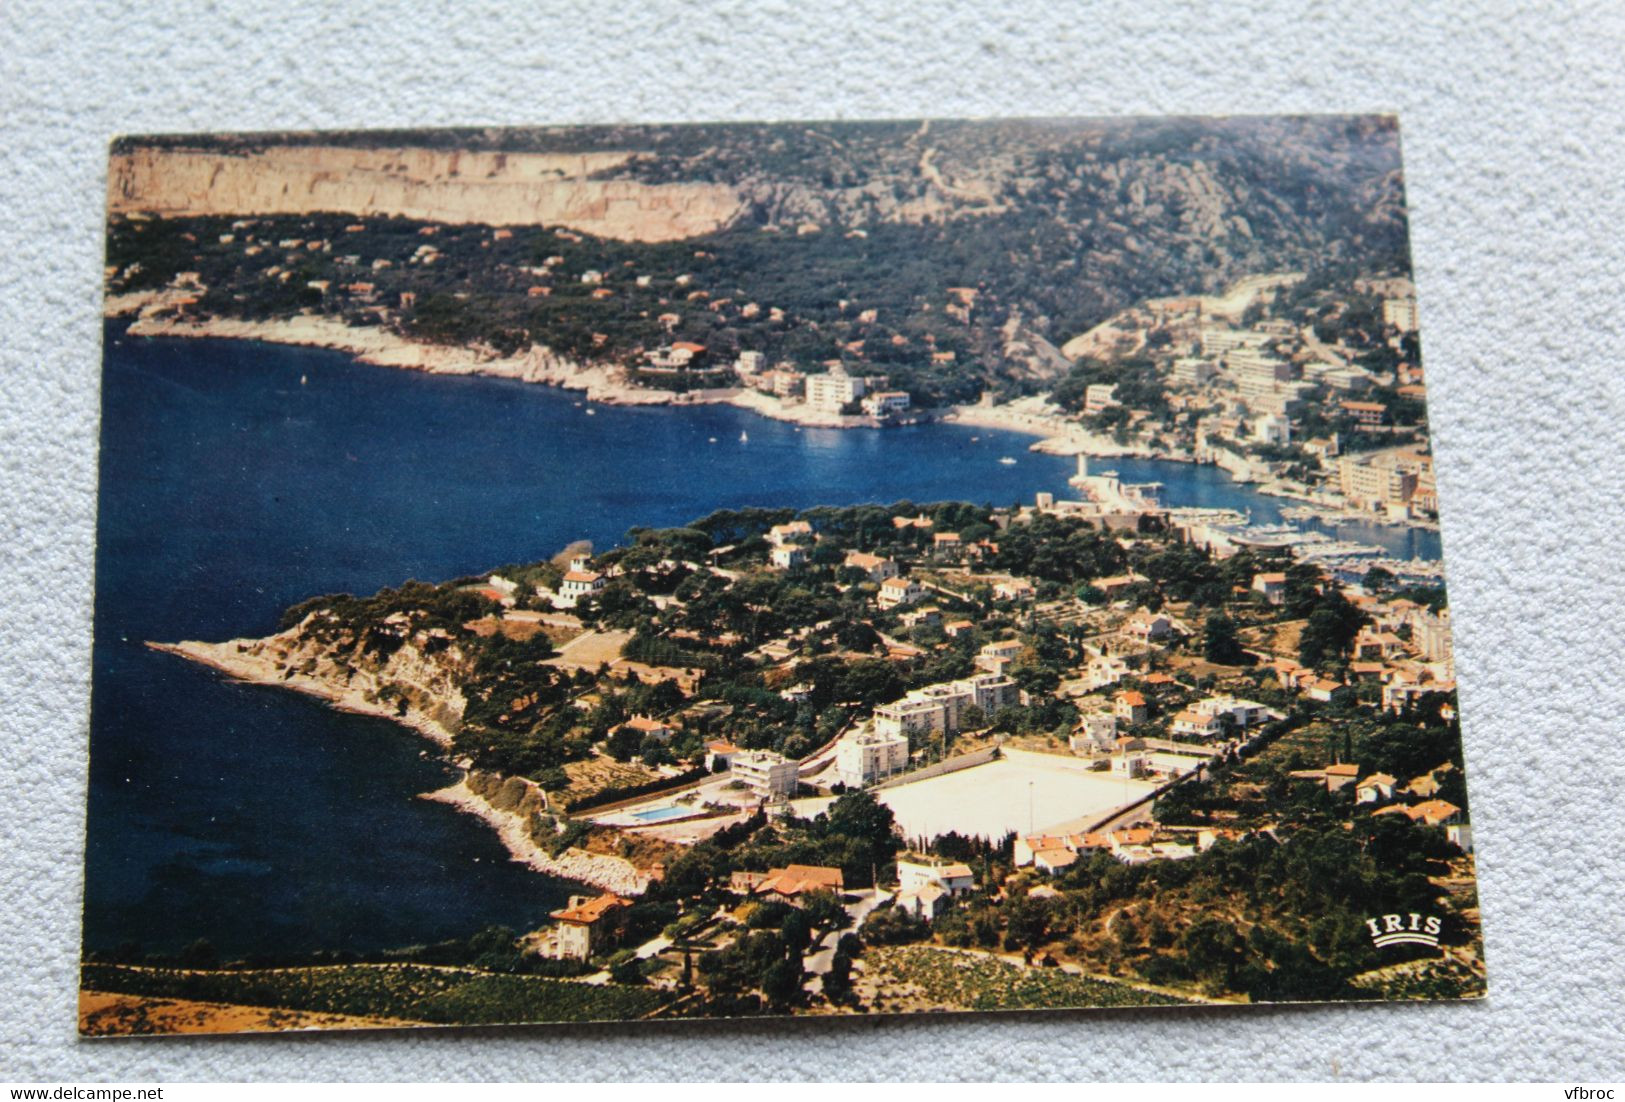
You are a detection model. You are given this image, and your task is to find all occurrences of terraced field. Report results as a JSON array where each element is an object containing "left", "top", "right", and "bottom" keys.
[
  {"left": 82, "top": 963, "right": 673, "bottom": 1031},
  {"left": 856, "top": 946, "right": 1192, "bottom": 1013}
]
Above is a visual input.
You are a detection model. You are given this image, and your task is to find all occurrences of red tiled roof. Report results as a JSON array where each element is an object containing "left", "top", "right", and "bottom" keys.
[
  {"left": 757, "top": 864, "right": 845, "bottom": 897},
  {"left": 622, "top": 716, "right": 670, "bottom": 733},
  {"left": 551, "top": 893, "right": 626, "bottom": 925}
]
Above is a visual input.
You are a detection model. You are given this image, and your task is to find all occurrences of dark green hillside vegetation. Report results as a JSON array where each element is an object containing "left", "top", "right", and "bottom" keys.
[{"left": 109, "top": 116, "right": 1409, "bottom": 400}]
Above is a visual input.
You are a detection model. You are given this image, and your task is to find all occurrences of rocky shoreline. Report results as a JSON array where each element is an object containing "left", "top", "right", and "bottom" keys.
[
  {"left": 423, "top": 780, "right": 654, "bottom": 897},
  {"left": 112, "top": 303, "right": 900, "bottom": 430},
  {"left": 147, "top": 639, "right": 459, "bottom": 746},
  {"left": 944, "top": 400, "right": 1193, "bottom": 461},
  {"left": 150, "top": 637, "right": 654, "bottom": 897}
]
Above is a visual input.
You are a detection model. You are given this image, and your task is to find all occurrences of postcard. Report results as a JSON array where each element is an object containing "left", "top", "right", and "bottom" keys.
[{"left": 82, "top": 116, "right": 1482, "bottom": 1036}]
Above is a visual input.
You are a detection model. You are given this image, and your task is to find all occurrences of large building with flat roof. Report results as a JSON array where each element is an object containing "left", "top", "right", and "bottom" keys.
[
  {"left": 835, "top": 729, "right": 911, "bottom": 789},
  {"left": 732, "top": 750, "right": 799, "bottom": 800},
  {"left": 874, "top": 673, "right": 1016, "bottom": 741}
]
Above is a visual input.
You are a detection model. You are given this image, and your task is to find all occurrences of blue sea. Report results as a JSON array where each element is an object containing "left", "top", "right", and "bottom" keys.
[{"left": 82, "top": 320, "right": 1439, "bottom": 958}]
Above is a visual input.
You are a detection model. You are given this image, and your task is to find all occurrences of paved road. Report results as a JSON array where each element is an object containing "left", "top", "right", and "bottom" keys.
[{"left": 804, "top": 888, "right": 890, "bottom": 990}]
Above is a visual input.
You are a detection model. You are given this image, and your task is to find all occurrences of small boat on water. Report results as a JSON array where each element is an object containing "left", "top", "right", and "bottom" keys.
[
  {"left": 998, "top": 456, "right": 1017, "bottom": 466},
  {"left": 585, "top": 408, "right": 596, "bottom": 416},
  {"left": 300, "top": 374, "right": 308, "bottom": 386},
  {"left": 740, "top": 431, "right": 749, "bottom": 443},
  {"left": 708, "top": 436, "right": 718, "bottom": 444}
]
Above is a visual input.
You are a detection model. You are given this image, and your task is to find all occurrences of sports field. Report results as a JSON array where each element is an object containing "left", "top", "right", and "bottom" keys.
[{"left": 877, "top": 749, "right": 1160, "bottom": 841}]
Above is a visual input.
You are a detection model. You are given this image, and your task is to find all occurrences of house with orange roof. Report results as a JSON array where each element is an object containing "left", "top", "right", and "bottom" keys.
[
  {"left": 645, "top": 341, "right": 707, "bottom": 370},
  {"left": 1124, "top": 608, "right": 1177, "bottom": 642},
  {"left": 1324, "top": 762, "right": 1361, "bottom": 793},
  {"left": 992, "top": 577, "right": 1037, "bottom": 602},
  {"left": 1013, "top": 834, "right": 1067, "bottom": 867},
  {"left": 1093, "top": 572, "right": 1148, "bottom": 598},
  {"left": 1114, "top": 690, "right": 1149, "bottom": 725},
  {"left": 557, "top": 555, "right": 606, "bottom": 608},
  {"left": 1340, "top": 399, "right": 1387, "bottom": 426},
  {"left": 843, "top": 550, "right": 899, "bottom": 582},
  {"left": 732, "top": 864, "right": 845, "bottom": 905},
  {"left": 878, "top": 576, "right": 926, "bottom": 610},
  {"left": 1171, "top": 707, "right": 1223, "bottom": 738},
  {"left": 1273, "top": 658, "right": 1309, "bottom": 691},
  {"left": 1372, "top": 798, "right": 1463, "bottom": 828},
  {"left": 1354, "top": 628, "right": 1406, "bottom": 660},
  {"left": 767, "top": 520, "right": 814, "bottom": 547},
  {"left": 1355, "top": 772, "right": 1398, "bottom": 803},
  {"left": 931, "top": 531, "right": 966, "bottom": 559},
  {"left": 1408, "top": 799, "right": 1463, "bottom": 826},
  {"left": 613, "top": 715, "right": 675, "bottom": 744},
  {"left": 704, "top": 739, "right": 740, "bottom": 771},
  {"left": 546, "top": 893, "right": 628, "bottom": 960},
  {"left": 1032, "top": 847, "right": 1078, "bottom": 873}
]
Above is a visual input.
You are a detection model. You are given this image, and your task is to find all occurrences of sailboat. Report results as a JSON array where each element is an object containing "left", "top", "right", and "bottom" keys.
[{"left": 739, "top": 430, "right": 749, "bottom": 443}]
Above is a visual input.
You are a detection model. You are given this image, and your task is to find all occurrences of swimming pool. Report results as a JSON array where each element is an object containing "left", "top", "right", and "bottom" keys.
[{"left": 628, "top": 805, "right": 698, "bottom": 824}]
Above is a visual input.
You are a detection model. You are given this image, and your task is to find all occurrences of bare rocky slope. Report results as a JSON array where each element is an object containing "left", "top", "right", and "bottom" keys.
[{"left": 109, "top": 146, "right": 745, "bottom": 242}]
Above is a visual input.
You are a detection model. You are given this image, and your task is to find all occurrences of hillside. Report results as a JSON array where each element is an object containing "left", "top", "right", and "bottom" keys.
[{"left": 106, "top": 116, "right": 1411, "bottom": 401}]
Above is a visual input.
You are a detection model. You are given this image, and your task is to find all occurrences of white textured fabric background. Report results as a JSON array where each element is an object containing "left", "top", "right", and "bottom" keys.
[{"left": 3, "top": 0, "right": 1622, "bottom": 1082}]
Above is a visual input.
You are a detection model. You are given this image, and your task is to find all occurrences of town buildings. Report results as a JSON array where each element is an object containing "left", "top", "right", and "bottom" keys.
[
  {"left": 805, "top": 365, "right": 867, "bottom": 414},
  {"left": 893, "top": 859, "right": 976, "bottom": 919},
  {"left": 843, "top": 551, "right": 899, "bottom": 582},
  {"left": 878, "top": 576, "right": 926, "bottom": 609},
  {"left": 1383, "top": 297, "right": 1419, "bottom": 332},
  {"left": 1339, "top": 451, "right": 1420, "bottom": 514},
  {"left": 861, "top": 390, "right": 911, "bottom": 417},
  {"left": 873, "top": 673, "right": 1016, "bottom": 740},
  {"left": 834, "top": 728, "right": 911, "bottom": 789},
  {"left": 545, "top": 893, "right": 628, "bottom": 960},
  {"left": 557, "top": 556, "right": 606, "bottom": 607},
  {"left": 731, "top": 864, "right": 845, "bottom": 905},
  {"left": 1169, "top": 696, "right": 1277, "bottom": 738},
  {"left": 731, "top": 750, "right": 800, "bottom": 800}
]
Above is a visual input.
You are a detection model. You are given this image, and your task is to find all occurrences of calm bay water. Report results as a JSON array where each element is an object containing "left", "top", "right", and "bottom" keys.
[{"left": 83, "top": 320, "right": 1437, "bottom": 957}]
